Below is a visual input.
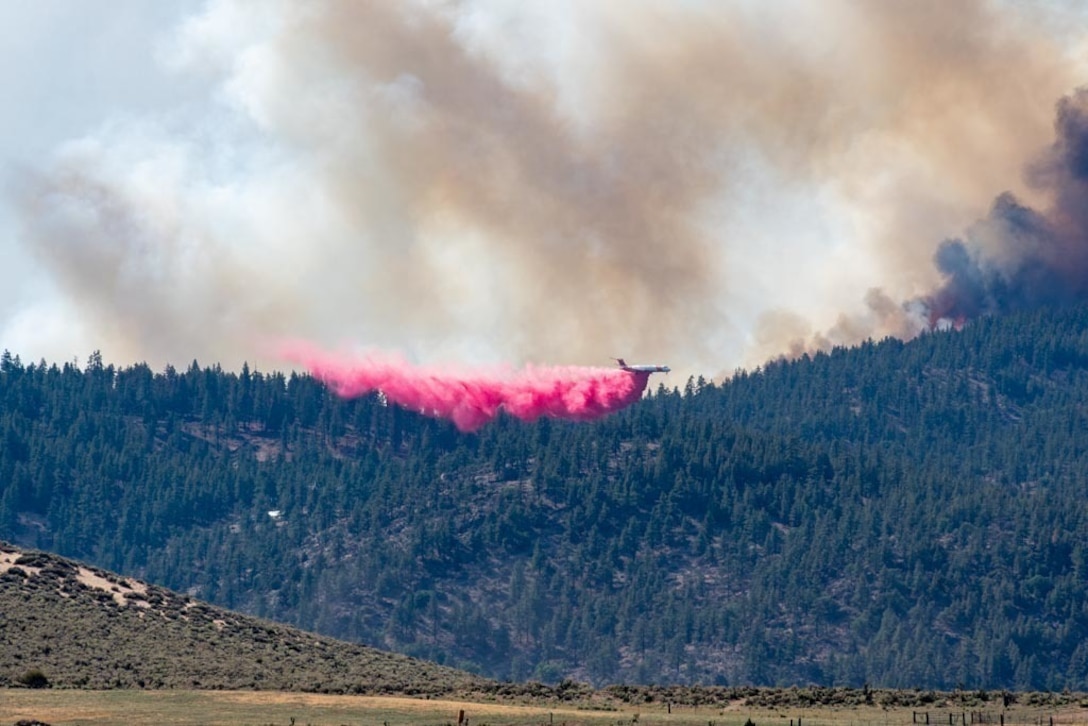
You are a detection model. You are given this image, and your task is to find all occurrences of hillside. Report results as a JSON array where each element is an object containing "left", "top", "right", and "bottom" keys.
[
  {"left": 5, "top": 305, "right": 1088, "bottom": 688},
  {"left": 13, "top": 542, "right": 1082, "bottom": 715},
  {"left": 0, "top": 541, "right": 489, "bottom": 693}
]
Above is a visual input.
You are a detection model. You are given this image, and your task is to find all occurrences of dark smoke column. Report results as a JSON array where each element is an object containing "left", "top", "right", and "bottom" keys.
[{"left": 922, "top": 87, "right": 1088, "bottom": 325}]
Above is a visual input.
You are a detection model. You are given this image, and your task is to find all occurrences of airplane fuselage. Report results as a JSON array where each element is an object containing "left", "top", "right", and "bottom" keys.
[{"left": 614, "top": 358, "right": 670, "bottom": 374}]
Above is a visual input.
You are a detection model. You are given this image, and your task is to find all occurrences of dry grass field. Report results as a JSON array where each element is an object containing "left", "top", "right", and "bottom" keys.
[
  {"left": 4, "top": 690, "right": 613, "bottom": 725},
  {"left": 3, "top": 690, "right": 1088, "bottom": 726}
]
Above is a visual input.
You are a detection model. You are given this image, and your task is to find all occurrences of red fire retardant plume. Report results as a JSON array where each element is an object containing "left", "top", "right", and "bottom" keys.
[{"left": 282, "top": 344, "right": 652, "bottom": 432}]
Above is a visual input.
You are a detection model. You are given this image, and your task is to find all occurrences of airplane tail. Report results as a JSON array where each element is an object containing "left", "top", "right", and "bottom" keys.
[{"left": 614, "top": 358, "right": 627, "bottom": 367}]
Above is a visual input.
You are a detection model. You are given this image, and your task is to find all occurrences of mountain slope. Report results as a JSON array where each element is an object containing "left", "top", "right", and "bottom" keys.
[
  {"left": 5, "top": 306, "right": 1088, "bottom": 687},
  {"left": 0, "top": 541, "right": 489, "bottom": 693}
]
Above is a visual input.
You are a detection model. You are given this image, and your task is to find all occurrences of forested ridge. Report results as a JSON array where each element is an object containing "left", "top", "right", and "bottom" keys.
[{"left": 4, "top": 306, "right": 1088, "bottom": 689}]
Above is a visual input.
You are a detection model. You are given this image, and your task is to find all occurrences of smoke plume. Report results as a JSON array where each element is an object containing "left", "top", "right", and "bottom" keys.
[
  {"left": 283, "top": 344, "right": 650, "bottom": 432},
  {"left": 7, "top": 1, "right": 1088, "bottom": 373},
  {"left": 922, "top": 88, "right": 1088, "bottom": 324},
  {"left": 760, "top": 87, "right": 1088, "bottom": 361}
]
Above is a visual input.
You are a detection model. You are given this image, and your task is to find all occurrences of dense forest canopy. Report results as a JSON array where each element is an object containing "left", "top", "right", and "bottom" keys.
[{"left": 4, "top": 305, "right": 1088, "bottom": 688}]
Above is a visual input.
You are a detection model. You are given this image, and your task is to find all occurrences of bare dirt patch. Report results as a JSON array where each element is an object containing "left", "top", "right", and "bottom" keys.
[
  {"left": 0, "top": 550, "right": 40, "bottom": 576},
  {"left": 75, "top": 567, "right": 150, "bottom": 607}
]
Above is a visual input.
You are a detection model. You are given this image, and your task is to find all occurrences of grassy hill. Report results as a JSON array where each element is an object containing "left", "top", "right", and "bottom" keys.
[{"left": 0, "top": 541, "right": 491, "bottom": 694}]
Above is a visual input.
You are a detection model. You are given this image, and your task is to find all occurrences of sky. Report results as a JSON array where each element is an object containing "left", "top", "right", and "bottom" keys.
[{"left": 2, "top": 0, "right": 1087, "bottom": 379}]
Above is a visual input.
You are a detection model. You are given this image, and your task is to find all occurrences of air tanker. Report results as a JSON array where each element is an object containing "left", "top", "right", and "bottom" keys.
[{"left": 613, "top": 358, "right": 671, "bottom": 374}]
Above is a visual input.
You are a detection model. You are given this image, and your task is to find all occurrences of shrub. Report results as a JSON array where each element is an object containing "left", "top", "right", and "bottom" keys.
[{"left": 17, "top": 668, "right": 50, "bottom": 689}]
